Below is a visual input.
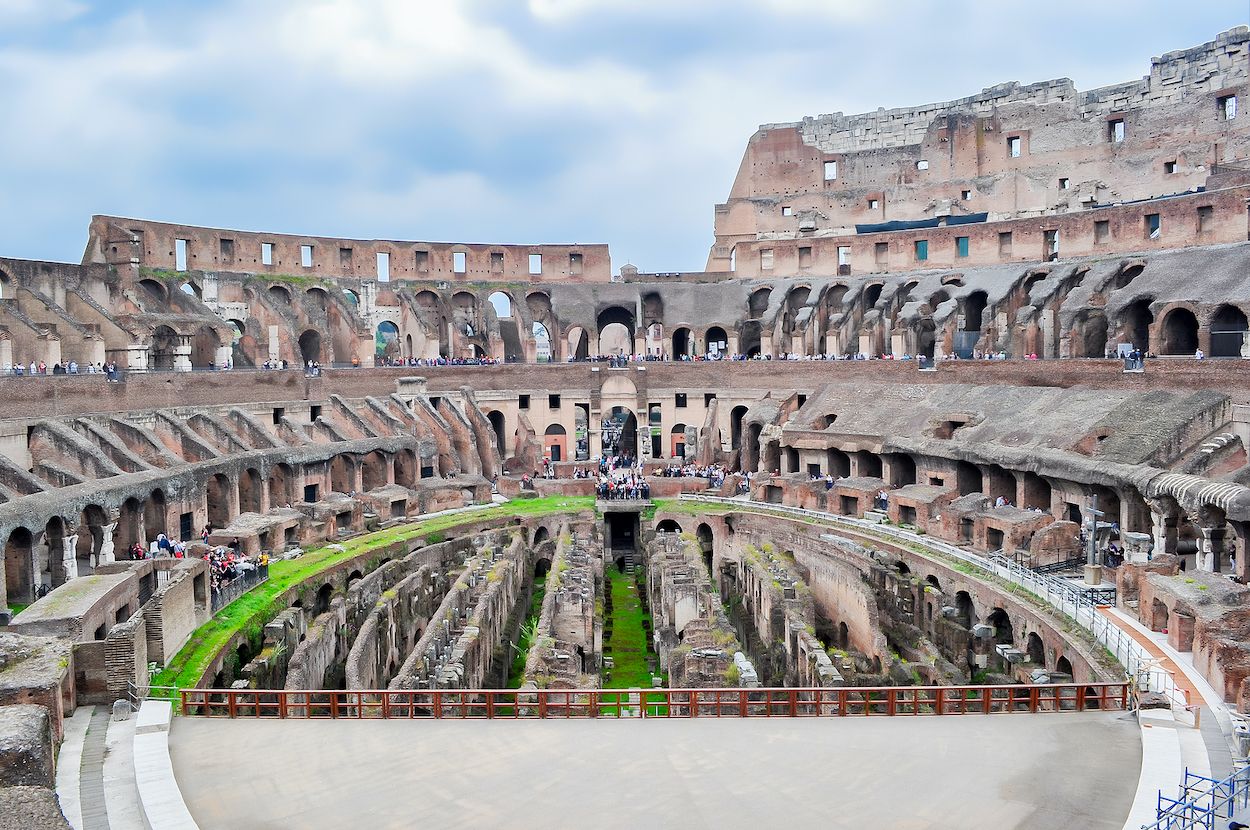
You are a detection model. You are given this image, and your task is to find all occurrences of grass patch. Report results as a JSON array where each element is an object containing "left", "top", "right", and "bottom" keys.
[
  {"left": 7, "top": 603, "right": 28, "bottom": 617},
  {"left": 602, "top": 563, "right": 656, "bottom": 690},
  {"left": 152, "top": 496, "right": 593, "bottom": 691},
  {"left": 506, "top": 574, "right": 546, "bottom": 688}
]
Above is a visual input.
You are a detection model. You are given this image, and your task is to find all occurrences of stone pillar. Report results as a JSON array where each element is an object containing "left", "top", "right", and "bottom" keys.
[
  {"left": 62, "top": 533, "right": 79, "bottom": 581},
  {"left": 1148, "top": 499, "right": 1179, "bottom": 557},
  {"left": 1195, "top": 520, "right": 1228, "bottom": 574},
  {"left": 172, "top": 335, "right": 192, "bottom": 372},
  {"left": 127, "top": 343, "right": 150, "bottom": 373},
  {"left": 1230, "top": 521, "right": 1250, "bottom": 583}
]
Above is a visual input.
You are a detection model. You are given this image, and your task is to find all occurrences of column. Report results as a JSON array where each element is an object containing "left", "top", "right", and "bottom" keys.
[{"left": 1148, "top": 499, "right": 1179, "bottom": 558}]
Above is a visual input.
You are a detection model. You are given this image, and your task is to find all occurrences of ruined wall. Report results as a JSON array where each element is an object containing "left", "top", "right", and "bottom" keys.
[{"left": 522, "top": 523, "right": 603, "bottom": 689}]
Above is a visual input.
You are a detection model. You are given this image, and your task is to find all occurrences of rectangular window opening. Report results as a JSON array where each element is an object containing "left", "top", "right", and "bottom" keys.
[
  {"left": 518, "top": 394, "right": 530, "bottom": 410},
  {"left": 704, "top": 393, "right": 717, "bottom": 405},
  {"left": 339, "top": 247, "right": 353, "bottom": 269},
  {"left": 174, "top": 238, "right": 188, "bottom": 272},
  {"left": 376, "top": 251, "right": 390, "bottom": 282},
  {"left": 272, "top": 407, "right": 285, "bottom": 425},
  {"left": 823, "top": 160, "right": 838, "bottom": 180},
  {"left": 1164, "top": 160, "right": 1177, "bottom": 174},
  {"left": 868, "top": 198, "right": 880, "bottom": 210},
  {"left": 261, "top": 242, "right": 274, "bottom": 266},
  {"left": 798, "top": 246, "right": 812, "bottom": 268},
  {"left": 548, "top": 394, "right": 561, "bottom": 409},
  {"left": 675, "top": 393, "right": 687, "bottom": 408},
  {"left": 300, "top": 245, "right": 313, "bottom": 268},
  {"left": 760, "top": 249, "right": 774, "bottom": 270},
  {"left": 914, "top": 240, "right": 928, "bottom": 262},
  {"left": 453, "top": 251, "right": 467, "bottom": 274},
  {"left": 915, "top": 160, "right": 929, "bottom": 170},
  {"left": 1094, "top": 219, "right": 1110, "bottom": 243},
  {"left": 1145, "top": 213, "right": 1161, "bottom": 239},
  {"left": 960, "top": 190, "right": 972, "bottom": 200},
  {"left": 1059, "top": 178, "right": 1070, "bottom": 190},
  {"left": 1044, "top": 229, "right": 1059, "bottom": 260},
  {"left": 955, "top": 237, "right": 969, "bottom": 258},
  {"left": 569, "top": 252, "right": 583, "bottom": 275},
  {"left": 1220, "top": 94, "right": 1238, "bottom": 120},
  {"left": 1007, "top": 136, "right": 1022, "bottom": 157},
  {"left": 528, "top": 253, "right": 543, "bottom": 275},
  {"left": 874, "top": 241, "right": 888, "bottom": 265},
  {"left": 310, "top": 404, "right": 322, "bottom": 422},
  {"left": 998, "top": 231, "right": 1013, "bottom": 256},
  {"left": 490, "top": 252, "right": 504, "bottom": 272},
  {"left": 219, "top": 238, "right": 234, "bottom": 261},
  {"left": 1198, "top": 205, "right": 1215, "bottom": 233},
  {"left": 415, "top": 250, "right": 429, "bottom": 272},
  {"left": 781, "top": 205, "right": 793, "bottom": 217},
  {"left": 1109, "top": 119, "right": 1125, "bottom": 143}
]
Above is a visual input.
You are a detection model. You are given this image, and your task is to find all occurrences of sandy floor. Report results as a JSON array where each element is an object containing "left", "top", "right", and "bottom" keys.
[{"left": 170, "top": 711, "right": 1141, "bottom": 830}]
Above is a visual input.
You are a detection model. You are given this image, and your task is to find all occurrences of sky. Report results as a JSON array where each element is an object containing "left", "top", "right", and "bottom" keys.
[{"left": 0, "top": 1, "right": 1246, "bottom": 272}]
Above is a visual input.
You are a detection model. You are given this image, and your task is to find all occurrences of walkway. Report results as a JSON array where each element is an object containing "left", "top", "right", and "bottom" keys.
[
  {"left": 57, "top": 704, "right": 144, "bottom": 830},
  {"left": 169, "top": 711, "right": 1140, "bottom": 830}
]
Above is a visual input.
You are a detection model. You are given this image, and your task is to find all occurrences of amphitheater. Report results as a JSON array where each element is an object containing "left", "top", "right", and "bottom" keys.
[{"left": 5, "top": 26, "right": 1250, "bottom": 830}]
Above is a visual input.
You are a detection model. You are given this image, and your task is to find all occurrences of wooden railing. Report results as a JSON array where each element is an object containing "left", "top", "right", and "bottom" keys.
[{"left": 180, "top": 682, "right": 1129, "bottom": 719}]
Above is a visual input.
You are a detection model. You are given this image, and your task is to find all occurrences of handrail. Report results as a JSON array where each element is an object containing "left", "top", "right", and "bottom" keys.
[
  {"left": 179, "top": 682, "right": 1129, "bottom": 719},
  {"left": 675, "top": 494, "right": 1189, "bottom": 713},
  {"left": 1142, "top": 766, "right": 1250, "bottom": 830}
]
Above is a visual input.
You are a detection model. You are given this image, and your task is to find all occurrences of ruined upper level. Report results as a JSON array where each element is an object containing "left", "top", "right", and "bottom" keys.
[
  {"left": 84, "top": 216, "right": 613, "bottom": 284},
  {"left": 708, "top": 28, "right": 1250, "bottom": 272}
]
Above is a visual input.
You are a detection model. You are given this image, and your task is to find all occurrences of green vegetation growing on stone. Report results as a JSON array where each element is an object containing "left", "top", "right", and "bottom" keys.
[
  {"left": 151, "top": 496, "right": 593, "bottom": 692},
  {"left": 602, "top": 564, "right": 655, "bottom": 690}
]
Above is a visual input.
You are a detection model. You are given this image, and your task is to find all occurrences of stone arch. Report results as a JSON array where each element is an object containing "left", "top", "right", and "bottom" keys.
[
  {"left": 298, "top": 330, "right": 322, "bottom": 364},
  {"left": 826, "top": 448, "right": 851, "bottom": 478},
  {"left": 238, "top": 468, "right": 263, "bottom": 514},
  {"left": 138, "top": 279, "right": 167, "bottom": 303},
  {"left": 1026, "top": 631, "right": 1045, "bottom": 665},
  {"left": 748, "top": 287, "right": 772, "bottom": 318},
  {"left": 487, "top": 411, "right": 507, "bottom": 457},
  {"left": 963, "top": 290, "right": 988, "bottom": 333},
  {"left": 1210, "top": 304, "right": 1249, "bottom": 358},
  {"left": 1073, "top": 309, "right": 1108, "bottom": 358},
  {"left": 1111, "top": 263, "right": 1145, "bottom": 291},
  {"left": 1055, "top": 655, "right": 1073, "bottom": 677},
  {"left": 4, "top": 527, "right": 35, "bottom": 603},
  {"left": 1159, "top": 307, "right": 1199, "bottom": 355},
  {"left": 488, "top": 291, "right": 514, "bottom": 319},
  {"left": 956, "top": 461, "right": 982, "bottom": 496},
  {"left": 119, "top": 496, "right": 144, "bottom": 552},
  {"left": 656, "top": 519, "right": 682, "bottom": 534},
  {"left": 191, "top": 326, "right": 221, "bottom": 369},
  {"left": 671, "top": 327, "right": 692, "bottom": 359},
  {"left": 954, "top": 590, "right": 975, "bottom": 628},
  {"left": 705, "top": 326, "right": 729, "bottom": 356},
  {"left": 394, "top": 449, "right": 417, "bottom": 488},
  {"left": 305, "top": 287, "right": 329, "bottom": 310},
  {"left": 362, "top": 451, "right": 388, "bottom": 491},
  {"left": 1020, "top": 473, "right": 1052, "bottom": 511},
  {"left": 862, "top": 283, "right": 884, "bottom": 310},
  {"left": 532, "top": 322, "right": 553, "bottom": 362},
  {"left": 228, "top": 319, "right": 257, "bottom": 368},
  {"left": 730, "top": 405, "right": 749, "bottom": 452},
  {"left": 566, "top": 326, "right": 589, "bottom": 361},
  {"left": 533, "top": 526, "right": 551, "bottom": 547},
  {"left": 375, "top": 321, "right": 400, "bottom": 359},
  {"left": 75, "top": 504, "right": 107, "bottom": 571},
  {"left": 268, "top": 463, "right": 294, "bottom": 507},
  {"left": 150, "top": 325, "right": 180, "bottom": 371},
  {"left": 206, "top": 474, "right": 230, "bottom": 529},
  {"left": 597, "top": 306, "right": 635, "bottom": 354},
  {"left": 883, "top": 453, "right": 916, "bottom": 486},
  {"left": 1150, "top": 597, "right": 1170, "bottom": 632},
  {"left": 145, "top": 488, "right": 167, "bottom": 538},
  {"left": 987, "top": 607, "right": 1014, "bottom": 645},
  {"left": 330, "top": 455, "right": 355, "bottom": 494},
  {"left": 1119, "top": 297, "right": 1154, "bottom": 352},
  {"left": 739, "top": 321, "right": 762, "bottom": 357},
  {"left": 267, "top": 285, "right": 292, "bottom": 305}
]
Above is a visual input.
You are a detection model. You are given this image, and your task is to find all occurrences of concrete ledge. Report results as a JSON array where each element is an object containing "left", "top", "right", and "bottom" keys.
[
  {"left": 1123, "top": 709, "right": 1186, "bottom": 830},
  {"left": 133, "top": 700, "right": 198, "bottom": 830},
  {"left": 54, "top": 707, "right": 92, "bottom": 830}
]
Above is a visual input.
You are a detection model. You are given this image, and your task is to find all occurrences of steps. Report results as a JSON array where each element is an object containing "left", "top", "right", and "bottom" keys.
[{"left": 56, "top": 703, "right": 144, "bottom": 830}]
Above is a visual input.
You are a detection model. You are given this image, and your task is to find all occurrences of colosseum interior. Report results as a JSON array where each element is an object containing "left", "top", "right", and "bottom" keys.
[{"left": 5, "top": 24, "right": 1250, "bottom": 830}]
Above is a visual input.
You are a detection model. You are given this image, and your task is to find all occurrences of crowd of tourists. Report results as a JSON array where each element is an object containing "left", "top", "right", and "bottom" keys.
[
  {"left": 655, "top": 462, "right": 727, "bottom": 487},
  {"left": 6, "top": 360, "right": 122, "bottom": 380}
]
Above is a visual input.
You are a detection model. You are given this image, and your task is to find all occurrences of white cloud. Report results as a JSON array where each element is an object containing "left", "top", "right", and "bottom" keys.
[
  {"left": 0, "top": 0, "right": 85, "bottom": 27},
  {"left": 527, "top": 0, "right": 879, "bottom": 22}
]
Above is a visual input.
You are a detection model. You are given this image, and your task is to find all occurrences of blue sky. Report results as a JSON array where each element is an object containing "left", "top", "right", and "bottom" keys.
[{"left": 0, "top": 0, "right": 1246, "bottom": 272}]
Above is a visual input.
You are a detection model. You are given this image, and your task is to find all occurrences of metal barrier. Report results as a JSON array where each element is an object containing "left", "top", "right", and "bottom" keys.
[
  {"left": 676, "top": 494, "right": 1189, "bottom": 714},
  {"left": 1145, "top": 767, "right": 1250, "bottom": 830},
  {"left": 180, "top": 682, "right": 1129, "bottom": 719},
  {"left": 210, "top": 563, "right": 269, "bottom": 613}
]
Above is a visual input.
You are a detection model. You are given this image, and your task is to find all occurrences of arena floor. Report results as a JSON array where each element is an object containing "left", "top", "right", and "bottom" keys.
[{"left": 169, "top": 710, "right": 1141, "bottom": 829}]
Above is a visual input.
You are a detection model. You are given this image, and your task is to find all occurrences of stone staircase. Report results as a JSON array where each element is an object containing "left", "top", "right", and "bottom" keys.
[{"left": 55, "top": 703, "right": 145, "bottom": 830}]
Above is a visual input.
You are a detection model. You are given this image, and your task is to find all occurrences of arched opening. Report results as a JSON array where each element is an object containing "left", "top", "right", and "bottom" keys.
[
  {"left": 76, "top": 504, "right": 107, "bottom": 573},
  {"left": 1020, "top": 473, "right": 1052, "bottom": 511},
  {"left": 144, "top": 489, "right": 167, "bottom": 539},
  {"left": 42, "top": 517, "right": 64, "bottom": 587},
  {"left": 298, "top": 330, "right": 322, "bottom": 364},
  {"left": 838, "top": 621, "right": 849, "bottom": 649},
  {"left": 315, "top": 583, "right": 334, "bottom": 616},
  {"left": 306, "top": 287, "right": 329, "bottom": 310},
  {"left": 926, "top": 574, "right": 941, "bottom": 592},
  {"left": 954, "top": 591, "right": 975, "bottom": 629},
  {"left": 883, "top": 453, "right": 917, "bottom": 487},
  {"left": 748, "top": 288, "right": 772, "bottom": 318},
  {"left": 1075, "top": 310, "right": 1108, "bottom": 358},
  {"left": 267, "top": 285, "right": 291, "bottom": 305},
  {"left": 597, "top": 307, "right": 635, "bottom": 356},
  {"left": 268, "top": 463, "right": 294, "bottom": 507},
  {"left": 987, "top": 608, "right": 1014, "bottom": 646},
  {"left": 927, "top": 290, "right": 950, "bottom": 311},
  {"left": 488, "top": 292, "right": 513, "bottom": 319},
  {"left": 533, "top": 527, "right": 551, "bottom": 547},
  {"left": 656, "top": 519, "right": 682, "bottom": 534},
  {"left": 739, "top": 321, "right": 762, "bottom": 357},
  {"left": 603, "top": 407, "right": 638, "bottom": 460},
  {"left": 672, "top": 327, "right": 692, "bottom": 359},
  {"left": 180, "top": 281, "right": 201, "bottom": 299},
  {"left": 1112, "top": 263, "right": 1145, "bottom": 290},
  {"left": 138, "top": 279, "right": 167, "bottom": 304},
  {"left": 150, "top": 325, "right": 180, "bottom": 371},
  {"left": 963, "top": 292, "right": 988, "bottom": 330},
  {"left": 330, "top": 455, "right": 354, "bottom": 494},
  {"left": 227, "top": 319, "right": 255, "bottom": 368},
  {"left": 544, "top": 423, "right": 568, "bottom": 463},
  {"left": 826, "top": 448, "right": 851, "bottom": 478},
  {"left": 4, "top": 527, "right": 34, "bottom": 602},
  {"left": 566, "top": 326, "right": 589, "bottom": 361},
  {"left": 342, "top": 289, "right": 359, "bottom": 308},
  {"left": 487, "top": 411, "right": 507, "bottom": 457},
  {"left": 238, "top": 468, "right": 262, "bottom": 513},
  {"left": 670, "top": 423, "right": 687, "bottom": 458},
  {"left": 532, "top": 322, "right": 552, "bottom": 363},
  {"left": 118, "top": 497, "right": 143, "bottom": 553},
  {"left": 744, "top": 423, "right": 763, "bottom": 471},
  {"left": 857, "top": 452, "right": 883, "bottom": 479},
  {"left": 696, "top": 523, "right": 714, "bottom": 577},
  {"left": 1120, "top": 298, "right": 1154, "bottom": 353},
  {"left": 863, "top": 283, "right": 883, "bottom": 310},
  {"left": 730, "top": 406, "right": 749, "bottom": 452},
  {"left": 1026, "top": 632, "right": 1045, "bottom": 665},
  {"left": 916, "top": 319, "right": 936, "bottom": 361},
  {"left": 1210, "top": 304, "right": 1249, "bottom": 358},
  {"left": 190, "top": 326, "right": 221, "bottom": 369},
  {"left": 207, "top": 474, "right": 230, "bottom": 529},
  {"left": 394, "top": 450, "right": 417, "bottom": 488},
  {"left": 362, "top": 451, "right": 388, "bottom": 491},
  {"left": 1160, "top": 307, "right": 1199, "bottom": 355},
  {"left": 956, "top": 462, "right": 982, "bottom": 496},
  {"left": 705, "top": 326, "right": 728, "bottom": 357},
  {"left": 1055, "top": 655, "right": 1073, "bottom": 678},
  {"left": 375, "top": 321, "right": 400, "bottom": 359}
]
